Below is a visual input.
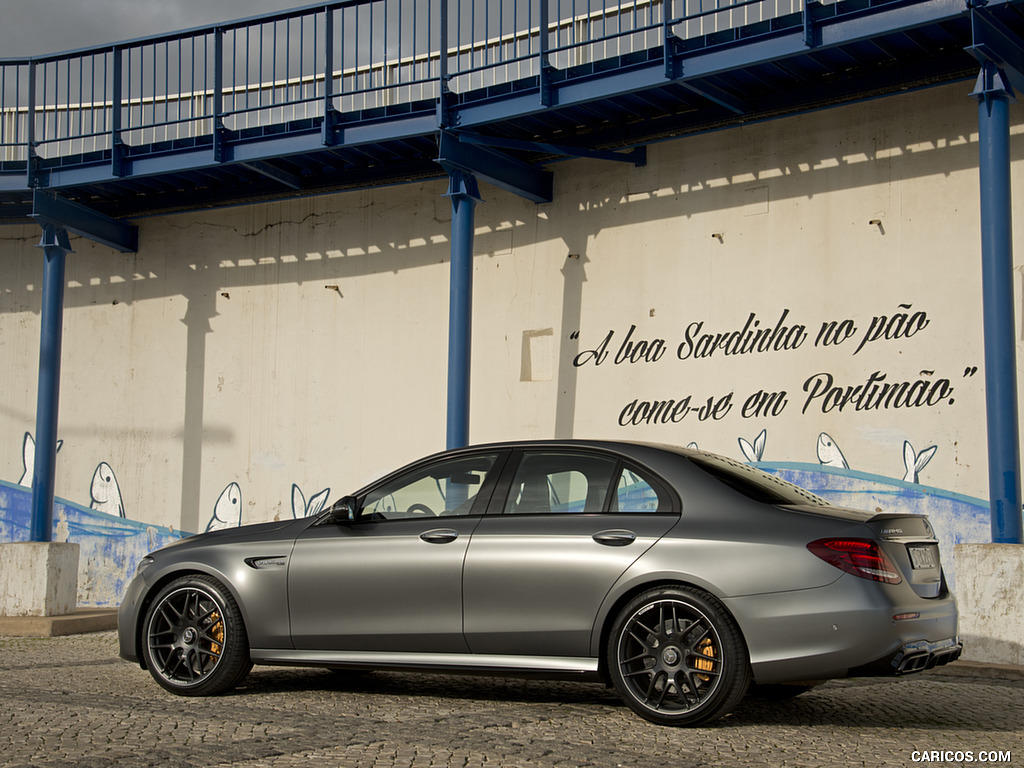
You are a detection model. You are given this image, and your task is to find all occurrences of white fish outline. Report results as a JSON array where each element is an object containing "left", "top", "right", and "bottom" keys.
[
  {"left": 206, "top": 482, "right": 242, "bottom": 531},
  {"left": 19, "top": 432, "right": 63, "bottom": 487},
  {"left": 739, "top": 429, "right": 767, "bottom": 462},
  {"left": 903, "top": 441, "right": 937, "bottom": 483},
  {"left": 816, "top": 432, "right": 849, "bottom": 469},
  {"left": 90, "top": 461, "right": 125, "bottom": 518},
  {"left": 291, "top": 484, "right": 331, "bottom": 518}
]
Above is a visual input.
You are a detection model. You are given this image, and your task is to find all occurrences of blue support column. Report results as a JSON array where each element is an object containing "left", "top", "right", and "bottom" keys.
[
  {"left": 30, "top": 224, "right": 72, "bottom": 543},
  {"left": 445, "top": 170, "right": 481, "bottom": 451},
  {"left": 973, "top": 62, "right": 1024, "bottom": 544}
]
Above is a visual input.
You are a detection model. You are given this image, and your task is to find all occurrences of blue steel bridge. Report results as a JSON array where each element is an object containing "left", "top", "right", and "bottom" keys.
[
  {"left": 1, "top": 0, "right": 1022, "bottom": 220},
  {"left": 3, "top": 0, "right": 1024, "bottom": 544}
]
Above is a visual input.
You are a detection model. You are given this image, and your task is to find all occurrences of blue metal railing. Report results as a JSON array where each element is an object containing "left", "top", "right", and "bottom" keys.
[{"left": 0, "top": 0, "right": 810, "bottom": 166}]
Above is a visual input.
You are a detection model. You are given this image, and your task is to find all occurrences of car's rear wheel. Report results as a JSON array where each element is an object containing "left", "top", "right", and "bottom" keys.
[
  {"left": 142, "top": 574, "right": 252, "bottom": 696},
  {"left": 607, "top": 585, "right": 750, "bottom": 726}
]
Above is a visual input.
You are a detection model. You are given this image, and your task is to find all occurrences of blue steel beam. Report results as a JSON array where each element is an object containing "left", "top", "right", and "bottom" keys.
[
  {"left": 972, "top": 62, "right": 1024, "bottom": 544},
  {"left": 444, "top": 169, "right": 481, "bottom": 451},
  {"left": 455, "top": 132, "right": 647, "bottom": 167},
  {"left": 29, "top": 224, "right": 71, "bottom": 543},
  {"left": 41, "top": 113, "right": 440, "bottom": 192},
  {"left": 968, "top": 5, "right": 1024, "bottom": 94},
  {"left": 240, "top": 161, "right": 304, "bottom": 190},
  {"left": 677, "top": 81, "right": 747, "bottom": 115},
  {"left": 27, "top": 194, "right": 137, "bottom": 541},
  {"left": 31, "top": 190, "right": 138, "bottom": 253},
  {"left": 437, "top": 131, "right": 552, "bottom": 204}
]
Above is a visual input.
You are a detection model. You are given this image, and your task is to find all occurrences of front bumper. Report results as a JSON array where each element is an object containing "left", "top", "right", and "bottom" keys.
[{"left": 116, "top": 571, "right": 147, "bottom": 664}]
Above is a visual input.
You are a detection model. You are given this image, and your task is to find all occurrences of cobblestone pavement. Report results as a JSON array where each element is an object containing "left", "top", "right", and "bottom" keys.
[{"left": 1, "top": 632, "right": 1021, "bottom": 768}]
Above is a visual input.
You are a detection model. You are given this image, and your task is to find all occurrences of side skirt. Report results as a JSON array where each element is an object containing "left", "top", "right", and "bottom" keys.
[{"left": 250, "top": 649, "right": 602, "bottom": 679}]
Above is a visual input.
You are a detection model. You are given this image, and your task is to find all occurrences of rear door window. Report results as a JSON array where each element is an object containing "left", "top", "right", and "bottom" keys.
[{"left": 501, "top": 451, "right": 670, "bottom": 514}]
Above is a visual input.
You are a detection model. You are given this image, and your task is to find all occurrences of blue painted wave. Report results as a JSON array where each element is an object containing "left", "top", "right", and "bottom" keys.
[{"left": 0, "top": 480, "right": 189, "bottom": 607}]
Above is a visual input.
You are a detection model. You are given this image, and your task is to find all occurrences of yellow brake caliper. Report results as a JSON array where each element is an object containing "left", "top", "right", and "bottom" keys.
[
  {"left": 210, "top": 611, "right": 224, "bottom": 657},
  {"left": 695, "top": 638, "right": 717, "bottom": 682}
]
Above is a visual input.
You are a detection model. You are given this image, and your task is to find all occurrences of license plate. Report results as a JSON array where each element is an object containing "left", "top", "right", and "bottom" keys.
[{"left": 908, "top": 545, "right": 937, "bottom": 570}]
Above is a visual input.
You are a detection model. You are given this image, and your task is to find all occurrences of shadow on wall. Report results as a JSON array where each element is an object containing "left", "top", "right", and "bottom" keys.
[
  {"left": 2, "top": 85, "right": 1010, "bottom": 315},
  {"left": 0, "top": 479, "right": 187, "bottom": 607}
]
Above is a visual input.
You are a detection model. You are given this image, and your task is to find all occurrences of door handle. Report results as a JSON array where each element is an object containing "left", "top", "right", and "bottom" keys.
[
  {"left": 593, "top": 529, "right": 636, "bottom": 546},
  {"left": 420, "top": 528, "right": 459, "bottom": 544}
]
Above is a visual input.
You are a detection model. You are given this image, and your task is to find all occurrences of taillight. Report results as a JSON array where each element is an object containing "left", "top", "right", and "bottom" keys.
[{"left": 807, "top": 538, "right": 902, "bottom": 584}]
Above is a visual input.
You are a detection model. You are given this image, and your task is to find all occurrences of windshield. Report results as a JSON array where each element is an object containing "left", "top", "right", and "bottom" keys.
[{"left": 687, "top": 453, "right": 828, "bottom": 507}]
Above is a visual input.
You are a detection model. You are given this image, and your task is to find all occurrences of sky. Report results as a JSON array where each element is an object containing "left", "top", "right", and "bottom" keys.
[{"left": 0, "top": 0, "right": 308, "bottom": 58}]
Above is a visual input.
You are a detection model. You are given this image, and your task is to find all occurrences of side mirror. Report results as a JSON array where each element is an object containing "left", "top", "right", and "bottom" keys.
[{"left": 327, "top": 496, "right": 358, "bottom": 524}]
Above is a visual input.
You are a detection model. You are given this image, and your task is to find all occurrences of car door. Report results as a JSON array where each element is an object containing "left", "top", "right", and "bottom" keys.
[
  {"left": 462, "top": 449, "right": 679, "bottom": 658},
  {"left": 288, "top": 450, "right": 505, "bottom": 652}
]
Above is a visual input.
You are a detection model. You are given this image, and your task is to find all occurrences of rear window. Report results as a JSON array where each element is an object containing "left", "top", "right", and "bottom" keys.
[{"left": 687, "top": 454, "right": 827, "bottom": 507}]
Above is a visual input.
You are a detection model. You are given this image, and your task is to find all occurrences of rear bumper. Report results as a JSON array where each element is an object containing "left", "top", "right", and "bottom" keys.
[
  {"left": 725, "top": 574, "right": 960, "bottom": 684},
  {"left": 851, "top": 637, "right": 963, "bottom": 676}
]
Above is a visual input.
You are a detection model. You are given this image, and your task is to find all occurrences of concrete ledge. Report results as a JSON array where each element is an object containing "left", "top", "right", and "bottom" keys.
[
  {"left": 955, "top": 543, "right": 1024, "bottom": 666},
  {"left": 0, "top": 608, "right": 117, "bottom": 637},
  {"left": 0, "top": 541, "right": 80, "bottom": 616}
]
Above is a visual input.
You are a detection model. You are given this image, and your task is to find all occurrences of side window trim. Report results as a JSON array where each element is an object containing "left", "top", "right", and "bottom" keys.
[
  {"left": 486, "top": 449, "right": 526, "bottom": 516},
  {"left": 468, "top": 450, "right": 512, "bottom": 517},
  {"left": 601, "top": 460, "right": 625, "bottom": 513}
]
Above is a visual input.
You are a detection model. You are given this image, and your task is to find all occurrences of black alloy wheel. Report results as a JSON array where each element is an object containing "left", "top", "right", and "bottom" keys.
[
  {"left": 607, "top": 585, "right": 750, "bottom": 726},
  {"left": 142, "top": 574, "right": 252, "bottom": 696}
]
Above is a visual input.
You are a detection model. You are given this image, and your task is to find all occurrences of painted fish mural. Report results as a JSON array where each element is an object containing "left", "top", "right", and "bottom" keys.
[
  {"left": 205, "top": 482, "right": 243, "bottom": 531},
  {"left": 18, "top": 432, "right": 62, "bottom": 487},
  {"left": 90, "top": 462, "right": 126, "bottom": 518},
  {"left": 292, "top": 484, "right": 331, "bottom": 519},
  {"left": 903, "top": 441, "right": 938, "bottom": 483},
  {"left": 739, "top": 429, "right": 767, "bottom": 463},
  {"left": 816, "top": 432, "right": 849, "bottom": 469}
]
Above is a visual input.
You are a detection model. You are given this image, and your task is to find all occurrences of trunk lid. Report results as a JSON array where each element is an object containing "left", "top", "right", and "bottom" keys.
[
  {"left": 782, "top": 505, "right": 945, "bottom": 598},
  {"left": 865, "top": 514, "right": 944, "bottom": 598}
]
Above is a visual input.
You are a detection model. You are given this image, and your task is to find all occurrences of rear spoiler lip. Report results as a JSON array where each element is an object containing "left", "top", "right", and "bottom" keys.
[{"left": 776, "top": 503, "right": 909, "bottom": 524}]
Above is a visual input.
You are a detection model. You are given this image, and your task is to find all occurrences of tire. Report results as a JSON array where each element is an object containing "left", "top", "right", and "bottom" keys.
[
  {"left": 141, "top": 574, "right": 253, "bottom": 696},
  {"left": 607, "top": 585, "right": 751, "bottom": 726}
]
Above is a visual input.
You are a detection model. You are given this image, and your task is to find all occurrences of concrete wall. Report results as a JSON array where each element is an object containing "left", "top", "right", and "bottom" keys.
[
  {"left": 1, "top": 81, "right": 1020, "bottom": 605},
  {"left": 956, "top": 544, "right": 1024, "bottom": 664}
]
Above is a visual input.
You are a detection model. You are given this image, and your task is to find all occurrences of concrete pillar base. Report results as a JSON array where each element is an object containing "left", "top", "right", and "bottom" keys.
[
  {"left": 954, "top": 543, "right": 1024, "bottom": 665},
  {"left": 0, "top": 542, "right": 80, "bottom": 617}
]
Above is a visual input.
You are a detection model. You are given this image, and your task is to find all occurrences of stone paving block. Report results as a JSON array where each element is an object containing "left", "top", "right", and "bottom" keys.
[{"left": 0, "top": 632, "right": 1021, "bottom": 768}]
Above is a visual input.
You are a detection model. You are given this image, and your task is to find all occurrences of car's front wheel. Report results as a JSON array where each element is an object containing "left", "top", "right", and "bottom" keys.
[
  {"left": 141, "top": 574, "right": 252, "bottom": 696},
  {"left": 607, "top": 585, "right": 750, "bottom": 726}
]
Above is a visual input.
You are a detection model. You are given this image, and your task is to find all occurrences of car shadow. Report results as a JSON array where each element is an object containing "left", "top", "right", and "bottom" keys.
[
  {"left": 241, "top": 665, "right": 618, "bottom": 707},
  {"left": 235, "top": 667, "right": 1019, "bottom": 732}
]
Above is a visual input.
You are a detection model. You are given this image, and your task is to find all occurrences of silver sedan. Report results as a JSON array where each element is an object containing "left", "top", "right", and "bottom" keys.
[{"left": 118, "top": 440, "right": 961, "bottom": 726}]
